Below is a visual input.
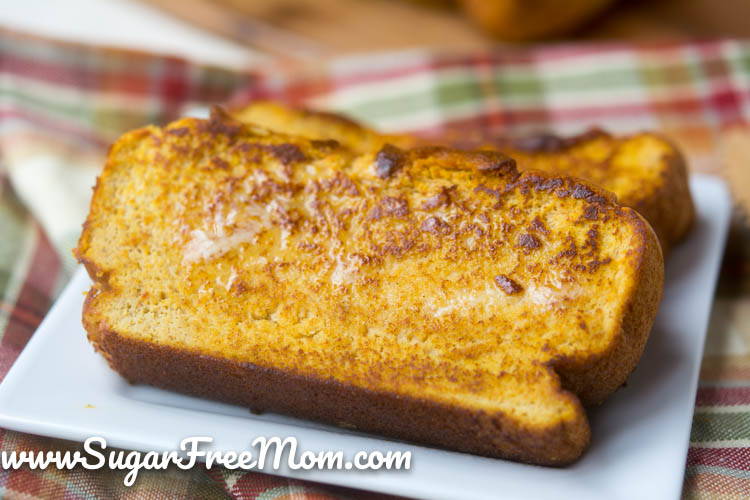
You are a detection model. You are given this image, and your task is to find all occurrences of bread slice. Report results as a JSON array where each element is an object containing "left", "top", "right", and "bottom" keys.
[
  {"left": 230, "top": 101, "right": 417, "bottom": 151},
  {"left": 231, "top": 100, "right": 415, "bottom": 153},
  {"left": 76, "top": 109, "right": 663, "bottom": 465},
  {"left": 231, "top": 101, "right": 694, "bottom": 254}
]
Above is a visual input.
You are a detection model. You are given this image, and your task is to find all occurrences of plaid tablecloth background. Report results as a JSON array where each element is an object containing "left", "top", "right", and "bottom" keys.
[{"left": 1, "top": 27, "right": 750, "bottom": 499}]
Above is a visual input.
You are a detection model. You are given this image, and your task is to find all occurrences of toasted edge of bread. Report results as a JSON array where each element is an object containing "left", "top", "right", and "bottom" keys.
[
  {"left": 491, "top": 130, "right": 695, "bottom": 256},
  {"left": 623, "top": 138, "right": 694, "bottom": 256}
]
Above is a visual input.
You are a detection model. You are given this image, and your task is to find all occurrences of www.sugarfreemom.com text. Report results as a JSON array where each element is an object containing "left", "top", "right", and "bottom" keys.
[{"left": 1, "top": 436, "right": 412, "bottom": 486}]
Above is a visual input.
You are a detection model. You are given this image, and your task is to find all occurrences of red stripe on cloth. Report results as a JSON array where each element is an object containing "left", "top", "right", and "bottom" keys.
[
  {"left": 5, "top": 468, "right": 45, "bottom": 496},
  {"left": 687, "top": 447, "right": 750, "bottom": 471},
  {"left": 1, "top": 226, "right": 61, "bottom": 357},
  {"left": 0, "top": 49, "right": 252, "bottom": 101},
  {"left": 548, "top": 91, "right": 742, "bottom": 124},
  {"left": 0, "top": 52, "right": 150, "bottom": 95},
  {"left": 0, "top": 302, "right": 44, "bottom": 333},
  {"left": 704, "top": 86, "right": 746, "bottom": 125},
  {"left": 1, "top": 51, "right": 257, "bottom": 115},
  {"left": 156, "top": 58, "right": 190, "bottom": 118},
  {"left": 696, "top": 386, "right": 750, "bottom": 406}
]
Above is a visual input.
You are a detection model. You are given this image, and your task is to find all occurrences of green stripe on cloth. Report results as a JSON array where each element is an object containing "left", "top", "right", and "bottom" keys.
[
  {"left": 692, "top": 412, "right": 750, "bottom": 442},
  {"left": 0, "top": 182, "right": 31, "bottom": 294}
]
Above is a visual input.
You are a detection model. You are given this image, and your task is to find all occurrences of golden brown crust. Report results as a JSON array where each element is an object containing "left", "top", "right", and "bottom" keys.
[
  {"left": 496, "top": 172, "right": 665, "bottom": 405},
  {"left": 549, "top": 209, "right": 664, "bottom": 405},
  {"left": 491, "top": 130, "right": 695, "bottom": 256},
  {"left": 623, "top": 136, "right": 695, "bottom": 256},
  {"left": 432, "top": 130, "right": 695, "bottom": 256}
]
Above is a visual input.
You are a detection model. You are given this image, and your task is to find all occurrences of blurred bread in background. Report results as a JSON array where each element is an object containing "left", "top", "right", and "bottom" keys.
[{"left": 459, "top": 0, "right": 614, "bottom": 41}]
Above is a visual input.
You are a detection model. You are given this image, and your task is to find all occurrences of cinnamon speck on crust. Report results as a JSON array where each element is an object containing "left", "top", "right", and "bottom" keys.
[
  {"left": 166, "top": 127, "right": 190, "bottom": 137},
  {"left": 583, "top": 205, "right": 599, "bottom": 221},
  {"left": 264, "top": 143, "right": 307, "bottom": 166},
  {"left": 421, "top": 186, "right": 456, "bottom": 210},
  {"left": 474, "top": 184, "right": 502, "bottom": 201},
  {"left": 374, "top": 144, "right": 406, "bottom": 179},
  {"left": 420, "top": 216, "right": 451, "bottom": 235},
  {"left": 198, "top": 106, "right": 243, "bottom": 138},
  {"left": 518, "top": 233, "right": 541, "bottom": 250},
  {"left": 212, "top": 157, "right": 230, "bottom": 170},
  {"left": 494, "top": 274, "right": 523, "bottom": 295},
  {"left": 529, "top": 216, "right": 549, "bottom": 236},
  {"left": 369, "top": 197, "right": 409, "bottom": 220}
]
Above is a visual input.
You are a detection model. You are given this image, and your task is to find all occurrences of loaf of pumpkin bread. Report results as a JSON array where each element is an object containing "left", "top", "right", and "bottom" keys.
[{"left": 77, "top": 108, "right": 663, "bottom": 465}]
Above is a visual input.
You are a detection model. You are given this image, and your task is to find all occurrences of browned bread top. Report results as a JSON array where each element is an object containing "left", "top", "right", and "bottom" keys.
[
  {"left": 463, "top": 130, "right": 695, "bottom": 255},
  {"left": 458, "top": 0, "right": 615, "bottom": 41},
  {"left": 230, "top": 101, "right": 694, "bottom": 254},
  {"left": 77, "top": 109, "right": 663, "bottom": 465},
  {"left": 231, "top": 100, "right": 416, "bottom": 153}
]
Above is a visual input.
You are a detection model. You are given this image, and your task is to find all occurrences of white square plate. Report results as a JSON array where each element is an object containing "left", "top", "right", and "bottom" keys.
[{"left": 0, "top": 175, "right": 731, "bottom": 500}]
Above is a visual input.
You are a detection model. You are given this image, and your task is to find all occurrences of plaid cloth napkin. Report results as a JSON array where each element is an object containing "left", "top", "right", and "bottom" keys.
[{"left": 1, "top": 27, "right": 750, "bottom": 499}]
